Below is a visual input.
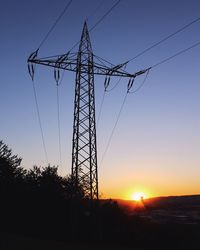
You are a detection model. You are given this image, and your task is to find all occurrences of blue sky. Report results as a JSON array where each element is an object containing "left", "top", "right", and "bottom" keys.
[{"left": 1, "top": 0, "right": 200, "bottom": 198}]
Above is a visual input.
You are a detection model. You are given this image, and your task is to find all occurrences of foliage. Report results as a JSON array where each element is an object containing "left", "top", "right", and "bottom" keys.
[
  {"left": 0, "top": 140, "right": 199, "bottom": 249},
  {"left": 0, "top": 140, "right": 24, "bottom": 181}
]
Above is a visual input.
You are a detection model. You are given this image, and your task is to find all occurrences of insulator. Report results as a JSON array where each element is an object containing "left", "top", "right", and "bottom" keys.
[
  {"left": 130, "top": 77, "right": 135, "bottom": 87},
  {"left": 28, "top": 63, "right": 31, "bottom": 76},
  {"left": 54, "top": 69, "right": 60, "bottom": 85},
  {"left": 28, "top": 63, "right": 35, "bottom": 81},
  {"left": 31, "top": 64, "right": 35, "bottom": 80},
  {"left": 127, "top": 78, "right": 132, "bottom": 89},
  {"left": 107, "top": 77, "right": 111, "bottom": 86},
  {"left": 104, "top": 76, "right": 108, "bottom": 90},
  {"left": 127, "top": 77, "right": 135, "bottom": 91},
  {"left": 27, "top": 49, "right": 39, "bottom": 81},
  {"left": 31, "top": 64, "right": 34, "bottom": 75},
  {"left": 104, "top": 76, "right": 111, "bottom": 91}
]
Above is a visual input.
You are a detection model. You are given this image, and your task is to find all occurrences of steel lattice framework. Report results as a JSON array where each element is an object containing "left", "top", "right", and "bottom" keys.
[
  {"left": 71, "top": 23, "right": 98, "bottom": 199},
  {"left": 28, "top": 22, "right": 149, "bottom": 200}
]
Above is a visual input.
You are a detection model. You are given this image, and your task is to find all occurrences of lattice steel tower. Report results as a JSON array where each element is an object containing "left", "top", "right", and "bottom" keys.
[
  {"left": 28, "top": 22, "right": 149, "bottom": 200},
  {"left": 72, "top": 22, "right": 98, "bottom": 199}
]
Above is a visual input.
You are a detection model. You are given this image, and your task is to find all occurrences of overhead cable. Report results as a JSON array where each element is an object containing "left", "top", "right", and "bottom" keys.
[
  {"left": 151, "top": 40, "right": 200, "bottom": 68},
  {"left": 69, "top": 0, "right": 122, "bottom": 52},
  {"left": 100, "top": 92, "right": 128, "bottom": 167},
  {"left": 127, "top": 40, "right": 200, "bottom": 92},
  {"left": 89, "top": 0, "right": 121, "bottom": 32},
  {"left": 97, "top": 91, "right": 106, "bottom": 128},
  {"left": 56, "top": 84, "right": 62, "bottom": 168},
  {"left": 105, "top": 63, "right": 127, "bottom": 92},
  {"left": 38, "top": 0, "right": 73, "bottom": 49},
  {"left": 87, "top": 0, "right": 105, "bottom": 21},
  {"left": 31, "top": 80, "right": 49, "bottom": 165},
  {"left": 127, "top": 16, "right": 200, "bottom": 63},
  {"left": 105, "top": 77, "right": 122, "bottom": 92},
  {"left": 128, "top": 69, "right": 150, "bottom": 94}
]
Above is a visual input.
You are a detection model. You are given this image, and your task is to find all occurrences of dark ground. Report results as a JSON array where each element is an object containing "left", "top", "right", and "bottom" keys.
[
  {"left": 0, "top": 232, "right": 137, "bottom": 250},
  {"left": 1, "top": 141, "right": 200, "bottom": 250}
]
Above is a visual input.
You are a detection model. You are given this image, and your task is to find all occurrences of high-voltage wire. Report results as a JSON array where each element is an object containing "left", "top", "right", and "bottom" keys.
[
  {"left": 99, "top": 70, "right": 150, "bottom": 167},
  {"left": 96, "top": 63, "right": 126, "bottom": 128},
  {"left": 106, "top": 77, "right": 122, "bottom": 92},
  {"left": 69, "top": 0, "right": 122, "bottom": 52},
  {"left": 105, "top": 64, "right": 127, "bottom": 92},
  {"left": 87, "top": 0, "right": 105, "bottom": 21},
  {"left": 128, "top": 69, "right": 150, "bottom": 94},
  {"left": 56, "top": 84, "right": 62, "bottom": 168},
  {"left": 151, "top": 40, "right": 200, "bottom": 68},
  {"left": 89, "top": 0, "right": 121, "bottom": 32},
  {"left": 127, "top": 16, "right": 200, "bottom": 63},
  {"left": 38, "top": 0, "right": 73, "bottom": 49},
  {"left": 97, "top": 90, "right": 106, "bottom": 128},
  {"left": 100, "top": 92, "right": 128, "bottom": 167},
  {"left": 31, "top": 80, "right": 49, "bottom": 165},
  {"left": 127, "top": 40, "right": 200, "bottom": 92}
]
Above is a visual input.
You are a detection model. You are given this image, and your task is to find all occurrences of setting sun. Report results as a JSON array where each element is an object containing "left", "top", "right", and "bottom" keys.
[{"left": 132, "top": 192, "right": 147, "bottom": 201}]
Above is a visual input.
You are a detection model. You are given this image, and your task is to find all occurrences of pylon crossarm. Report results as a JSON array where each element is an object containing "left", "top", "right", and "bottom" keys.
[{"left": 28, "top": 52, "right": 150, "bottom": 79}]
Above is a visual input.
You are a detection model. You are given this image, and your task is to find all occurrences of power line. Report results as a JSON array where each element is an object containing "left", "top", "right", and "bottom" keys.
[
  {"left": 56, "top": 84, "right": 62, "bottom": 168},
  {"left": 87, "top": 0, "right": 105, "bottom": 21},
  {"left": 98, "top": 70, "right": 149, "bottom": 168},
  {"left": 68, "top": 0, "right": 122, "bottom": 52},
  {"left": 38, "top": 0, "right": 73, "bottom": 49},
  {"left": 89, "top": 0, "right": 121, "bottom": 32},
  {"left": 98, "top": 37, "right": 200, "bottom": 171},
  {"left": 97, "top": 77, "right": 124, "bottom": 131},
  {"left": 101, "top": 63, "right": 127, "bottom": 92},
  {"left": 55, "top": 70, "right": 66, "bottom": 169},
  {"left": 105, "top": 63, "right": 127, "bottom": 92},
  {"left": 96, "top": 63, "right": 127, "bottom": 131},
  {"left": 31, "top": 80, "right": 49, "bottom": 165},
  {"left": 99, "top": 35, "right": 197, "bottom": 167},
  {"left": 151, "top": 40, "right": 200, "bottom": 68},
  {"left": 100, "top": 92, "right": 128, "bottom": 167},
  {"left": 128, "top": 69, "right": 150, "bottom": 94},
  {"left": 127, "top": 16, "right": 200, "bottom": 63},
  {"left": 127, "top": 40, "right": 200, "bottom": 92},
  {"left": 97, "top": 90, "right": 106, "bottom": 128},
  {"left": 106, "top": 77, "right": 122, "bottom": 92}
]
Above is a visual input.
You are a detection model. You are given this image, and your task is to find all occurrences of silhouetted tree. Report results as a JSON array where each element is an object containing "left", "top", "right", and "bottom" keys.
[
  {"left": 26, "top": 165, "right": 64, "bottom": 197},
  {"left": 0, "top": 140, "right": 24, "bottom": 180},
  {"left": 0, "top": 141, "right": 26, "bottom": 196},
  {"left": 63, "top": 174, "right": 85, "bottom": 200}
]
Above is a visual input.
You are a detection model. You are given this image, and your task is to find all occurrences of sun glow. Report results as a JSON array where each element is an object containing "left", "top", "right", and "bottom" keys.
[{"left": 132, "top": 192, "right": 147, "bottom": 201}]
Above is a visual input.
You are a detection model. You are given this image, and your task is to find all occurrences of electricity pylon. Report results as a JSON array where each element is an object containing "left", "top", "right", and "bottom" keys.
[{"left": 28, "top": 21, "right": 149, "bottom": 200}]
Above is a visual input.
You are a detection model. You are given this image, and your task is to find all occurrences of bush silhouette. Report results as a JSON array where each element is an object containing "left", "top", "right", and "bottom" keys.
[{"left": 0, "top": 140, "right": 199, "bottom": 249}]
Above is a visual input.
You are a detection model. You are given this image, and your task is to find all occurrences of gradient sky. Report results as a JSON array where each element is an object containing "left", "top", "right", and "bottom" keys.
[{"left": 1, "top": 0, "right": 200, "bottom": 199}]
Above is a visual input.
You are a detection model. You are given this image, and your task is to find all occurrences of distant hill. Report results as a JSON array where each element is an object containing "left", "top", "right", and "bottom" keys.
[
  {"left": 103, "top": 194, "right": 200, "bottom": 213},
  {"left": 143, "top": 194, "right": 200, "bottom": 209}
]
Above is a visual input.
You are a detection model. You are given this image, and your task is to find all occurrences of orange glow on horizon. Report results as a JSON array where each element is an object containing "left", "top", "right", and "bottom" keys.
[
  {"left": 123, "top": 187, "right": 152, "bottom": 201},
  {"left": 101, "top": 179, "right": 200, "bottom": 200},
  {"left": 131, "top": 191, "right": 147, "bottom": 201}
]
